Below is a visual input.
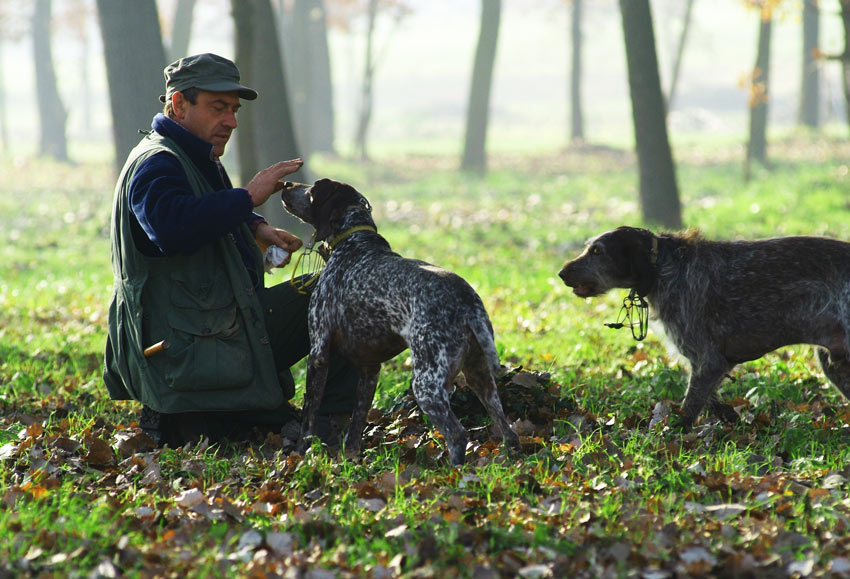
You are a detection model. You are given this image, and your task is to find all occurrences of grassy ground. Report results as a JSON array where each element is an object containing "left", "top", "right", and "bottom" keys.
[{"left": 3, "top": 137, "right": 850, "bottom": 577}]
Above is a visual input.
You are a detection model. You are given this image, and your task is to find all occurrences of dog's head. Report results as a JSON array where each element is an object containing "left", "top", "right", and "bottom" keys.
[
  {"left": 281, "top": 178, "right": 373, "bottom": 243},
  {"left": 558, "top": 226, "right": 658, "bottom": 298}
]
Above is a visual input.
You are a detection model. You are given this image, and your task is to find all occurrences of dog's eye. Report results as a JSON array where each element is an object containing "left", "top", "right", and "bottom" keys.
[{"left": 590, "top": 246, "right": 602, "bottom": 256}]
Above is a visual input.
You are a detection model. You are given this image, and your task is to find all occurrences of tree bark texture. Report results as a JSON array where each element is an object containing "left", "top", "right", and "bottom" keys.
[
  {"left": 619, "top": 0, "right": 682, "bottom": 229},
  {"left": 289, "top": 0, "right": 335, "bottom": 155},
  {"left": 461, "top": 0, "right": 501, "bottom": 174},
  {"left": 798, "top": 0, "right": 820, "bottom": 128},
  {"left": 746, "top": 11, "right": 772, "bottom": 170},
  {"left": 667, "top": 0, "right": 695, "bottom": 113},
  {"left": 232, "top": 0, "right": 303, "bottom": 232},
  {"left": 569, "top": 0, "right": 584, "bottom": 143},
  {"left": 840, "top": 1, "right": 850, "bottom": 136},
  {"left": 354, "top": 0, "right": 378, "bottom": 161},
  {"left": 33, "top": 0, "right": 68, "bottom": 162},
  {"left": 232, "top": 0, "right": 258, "bottom": 189},
  {"left": 96, "top": 0, "right": 166, "bottom": 172},
  {"left": 168, "top": 0, "right": 196, "bottom": 62}
]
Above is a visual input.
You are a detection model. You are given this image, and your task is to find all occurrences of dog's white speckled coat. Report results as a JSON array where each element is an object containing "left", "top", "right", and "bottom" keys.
[{"left": 281, "top": 179, "right": 520, "bottom": 465}]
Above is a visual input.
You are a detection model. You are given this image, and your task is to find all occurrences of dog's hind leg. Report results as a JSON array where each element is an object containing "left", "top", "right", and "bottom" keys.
[
  {"left": 461, "top": 349, "right": 520, "bottom": 453},
  {"left": 343, "top": 365, "right": 380, "bottom": 459},
  {"left": 411, "top": 367, "right": 469, "bottom": 466},
  {"left": 818, "top": 347, "right": 850, "bottom": 401}
]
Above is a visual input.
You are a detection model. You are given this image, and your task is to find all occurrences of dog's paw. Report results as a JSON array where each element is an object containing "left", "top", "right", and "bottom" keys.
[
  {"left": 708, "top": 401, "right": 740, "bottom": 425},
  {"left": 295, "top": 434, "right": 320, "bottom": 456},
  {"left": 668, "top": 413, "right": 694, "bottom": 433}
]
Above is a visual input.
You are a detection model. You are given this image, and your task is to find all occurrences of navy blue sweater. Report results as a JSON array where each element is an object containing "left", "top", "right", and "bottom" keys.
[{"left": 128, "top": 114, "right": 265, "bottom": 287}]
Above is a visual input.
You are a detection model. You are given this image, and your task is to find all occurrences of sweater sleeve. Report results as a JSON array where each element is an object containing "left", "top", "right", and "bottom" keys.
[{"left": 129, "top": 152, "right": 255, "bottom": 256}]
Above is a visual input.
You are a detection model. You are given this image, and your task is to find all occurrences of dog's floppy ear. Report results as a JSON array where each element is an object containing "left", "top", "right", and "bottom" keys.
[
  {"left": 310, "top": 179, "right": 342, "bottom": 242},
  {"left": 618, "top": 227, "right": 658, "bottom": 297}
]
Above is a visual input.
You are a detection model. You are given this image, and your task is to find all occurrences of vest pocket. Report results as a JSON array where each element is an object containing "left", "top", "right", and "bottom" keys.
[{"left": 162, "top": 302, "right": 254, "bottom": 392}]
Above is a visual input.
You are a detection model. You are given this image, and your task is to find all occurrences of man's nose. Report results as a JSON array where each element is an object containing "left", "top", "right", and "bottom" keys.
[{"left": 224, "top": 111, "right": 238, "bottom": 129}]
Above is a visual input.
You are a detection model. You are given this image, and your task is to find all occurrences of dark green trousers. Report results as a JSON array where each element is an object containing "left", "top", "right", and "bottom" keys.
[
  {"left": 142, "top": 277, "right": 360, "bottom": 446},
  {"left": 257, "top": 277, "right": 359, "bottom": 415}
]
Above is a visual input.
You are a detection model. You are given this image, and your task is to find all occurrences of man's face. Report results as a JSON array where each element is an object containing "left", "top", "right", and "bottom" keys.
[{"left": 172, "top": 89, "right": 241, "bottom": 157}]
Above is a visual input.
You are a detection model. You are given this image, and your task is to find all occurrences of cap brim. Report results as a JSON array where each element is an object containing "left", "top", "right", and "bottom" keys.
[
  {"left": 159, "top": 83, "right": 258, "bottom": 104},
  {"left": 196, "top": 81, "right": 258, "bottom": 100}
]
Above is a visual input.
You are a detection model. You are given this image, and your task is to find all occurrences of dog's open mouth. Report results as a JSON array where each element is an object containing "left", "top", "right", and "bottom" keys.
[{"left": 572, "top": 284, "right": 596, "bottom": 298}]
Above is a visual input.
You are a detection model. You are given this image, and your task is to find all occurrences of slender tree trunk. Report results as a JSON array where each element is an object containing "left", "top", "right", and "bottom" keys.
[
  {"left": 354, "top": 0, "right": 378, "bottom": 161},
  {"left": 232, "top": 0, "right": 258, "bottom": 189},
  {"left": 33, "top": 0, "right": 69, "bottom": 162},
  {"left": 288, "top": 0, "right": 310, "bottom": 154},
  {"left": 569, "top": 0, "right": 584, "bottom": 144},
  {"left": 839, "top": 1, "right": 850, "bottom": 136},
  {"left": 798, "top": 0, "right": 820, "bottom": 128},
  {"left": 461, "top": 0, "right": 501, "bottom": 174},
  {"left": 667, "top": 0, "right": 695, "bottom": 113},
  {"left": 79, "top": 17, "right": 91, "bottom": 131},
  {"left": 168, "top": 0, "right": 196, "bottom": 62},
  {"left": 96, "top": 0, "right": 166, "bottom": 171},
  {"left": 307, "top": 0, "right": 335, "bottom": 154},
  {"left": 746, "top": 9, "right": 772, "bottom": 176},
  {"left": 0, "top": 40, "right": 8, "bottom": 152},
  {"left": 232, "top": 0, "right": 302, "bottom": 231},
  {"left": 289, "top": 0, "right": 335, "bottom": 156},
  {"left": 619, "top": 0, "right": 681, "bottom": 229}
]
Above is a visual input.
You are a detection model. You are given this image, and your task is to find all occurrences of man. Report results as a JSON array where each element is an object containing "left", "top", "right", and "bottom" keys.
[{"left": 104, "top": 53, "right": 356, "bottom": 446}]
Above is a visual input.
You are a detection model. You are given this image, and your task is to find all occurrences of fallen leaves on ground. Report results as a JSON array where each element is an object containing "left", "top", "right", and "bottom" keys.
[{"left": 3, "top": 366, "right": 850, "bottom": 578}]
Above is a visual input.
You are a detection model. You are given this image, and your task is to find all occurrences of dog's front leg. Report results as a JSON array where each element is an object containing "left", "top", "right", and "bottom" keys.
[
  {"left": 298, "top": 349, "right": 330, "bottom": 454},
  {"left": 678, "top": 354, "right": 731, "bottom": 429},
  {"left": 343, "top": 365, "right": 381, "bottom": 459}
]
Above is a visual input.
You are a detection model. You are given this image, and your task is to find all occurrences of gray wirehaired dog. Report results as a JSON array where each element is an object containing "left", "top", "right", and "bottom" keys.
[
  {"left": 559, "top": 226, "right": 850, "bottom": 428},
  {"left": 279, "top": 179, "right": 520, "bottom": 465}
]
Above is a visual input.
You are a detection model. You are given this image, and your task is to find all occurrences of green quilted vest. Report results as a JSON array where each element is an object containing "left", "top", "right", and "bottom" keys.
[{"left": 103, "top": 132, "right": 283, "bottom": 413}]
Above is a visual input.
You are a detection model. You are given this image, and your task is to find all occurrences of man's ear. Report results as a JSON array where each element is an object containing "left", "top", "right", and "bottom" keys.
[{"left": 172, "top": 92, "right": 187, "bottom": 119}]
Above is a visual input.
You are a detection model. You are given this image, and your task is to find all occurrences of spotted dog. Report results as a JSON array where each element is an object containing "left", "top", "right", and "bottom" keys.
[
  {"left": 279, "top": 179, "right": 520, "bottom": 465},
  {"left": 559, "top": 226, "right": 850, "bottom": 429}
]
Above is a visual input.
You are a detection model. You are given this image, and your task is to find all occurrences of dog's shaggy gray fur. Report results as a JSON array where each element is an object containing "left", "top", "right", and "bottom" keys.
[{"left": 559, "top": 226, "right": 850, "bottom": 427}]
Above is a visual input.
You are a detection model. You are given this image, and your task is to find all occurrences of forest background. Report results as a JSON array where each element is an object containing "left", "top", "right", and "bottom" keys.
[{"left": 5, "top": 0, "right": 850, "bottom": 577}]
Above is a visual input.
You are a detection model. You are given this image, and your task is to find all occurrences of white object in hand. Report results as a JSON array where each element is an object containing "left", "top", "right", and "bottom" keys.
[{"left": 263, "top": 245, "right": 290, "bottom": 273}]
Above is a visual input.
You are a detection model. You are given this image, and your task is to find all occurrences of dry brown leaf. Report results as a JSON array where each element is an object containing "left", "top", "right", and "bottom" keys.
[{"left": 83, "top": 436, "right": 114, "bottom": 467}]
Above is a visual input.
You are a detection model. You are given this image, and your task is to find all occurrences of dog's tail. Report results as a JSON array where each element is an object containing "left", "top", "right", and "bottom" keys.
[{"left": 468, "top": 316, "right": 502, "bottom": 377}]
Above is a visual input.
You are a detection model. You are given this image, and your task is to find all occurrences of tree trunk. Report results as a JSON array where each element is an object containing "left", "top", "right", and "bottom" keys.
[
  {"left": 354, "top": 0, "right": 378, "bottom": 161},
  {"left": 839, "top": 1, "right": 850, "bottom": 136},
  {"left": 798, "top": 0, "right": 820, "bottom": 128},
  {"left": 290, "top": 0, "right": 335, "bottom": 156},
  {"left": 461, "top": 0, "right": 501, "bottom": 174},
  {"left": 168, "top": 0, "right": 196, "bottom": 62},
  {"left": 667, "top": 0, "right": 695, "bottom": 113},
  {"left": 33, "top": 0, "right": 68, "bottom": 162},
  {"left": 619, "top": 0, "right": 681, "bottom": 229},
  {"left": 306, "top": 0, "right": 335, "bottom": 154},
  {"left": 232, "top": 0, "right": 303, "bottom": 232},
  {"left": 569, "top": 0, "right": 584, "bottom": 144},
  {"left": 0, "top": 39, "right": 8, "bottom": 152},
  {"left": 746, "top": 9, "right": 772, "bottom": 175},
  {"left": 79, "top": 14, "right": 91, "bottom": 131},
  {"left": 232, "top": 0, "right": 258, "bottom": 190},
  {"left": 96, "top": 0, "right": 166, "bottom": 172}
]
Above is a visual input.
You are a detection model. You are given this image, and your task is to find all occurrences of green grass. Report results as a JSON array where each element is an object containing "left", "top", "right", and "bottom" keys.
[{"left": 4, "top": 137, "right": 850, "bottom": 576}]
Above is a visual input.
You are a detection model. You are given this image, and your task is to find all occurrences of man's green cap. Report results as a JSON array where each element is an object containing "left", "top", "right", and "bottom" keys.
[{"left": 159, "top": 53, "right": 258, "bottom": 103}]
